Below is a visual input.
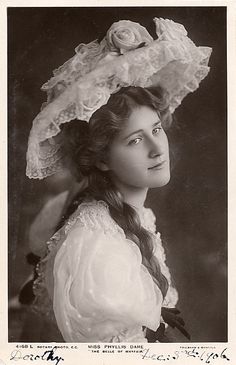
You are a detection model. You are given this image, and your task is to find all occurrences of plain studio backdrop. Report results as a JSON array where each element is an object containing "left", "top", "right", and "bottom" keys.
[{"left": 8, "top": 7, "right": 227, "bottom": 342}]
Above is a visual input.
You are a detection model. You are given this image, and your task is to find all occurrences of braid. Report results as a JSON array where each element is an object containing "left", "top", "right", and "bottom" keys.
[
  {"left": 57, "top": 173, "right": 169, "bottom": 299},
  {"left": 101, "top": 184, "right": 169, "bottom": 299},
  {"left": 76, "top": 173, "right": 169, "bottom": 299},
  {"left": 60, "top": 86, "right": 171, "bottom": 299}
]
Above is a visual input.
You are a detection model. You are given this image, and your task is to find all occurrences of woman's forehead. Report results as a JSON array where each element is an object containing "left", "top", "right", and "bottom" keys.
[{"left": 119, "top": 106, "right": 161, "bottom": 137}]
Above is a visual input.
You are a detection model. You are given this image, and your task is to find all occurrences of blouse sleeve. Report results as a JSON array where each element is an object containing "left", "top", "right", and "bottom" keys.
[{"left": 51, "top": 215, "right": 163, "bottom": 342}]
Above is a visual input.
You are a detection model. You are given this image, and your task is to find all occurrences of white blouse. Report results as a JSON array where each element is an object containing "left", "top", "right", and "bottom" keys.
[{"left": 33, "top": 200, "right": 178, "bottom": 342}]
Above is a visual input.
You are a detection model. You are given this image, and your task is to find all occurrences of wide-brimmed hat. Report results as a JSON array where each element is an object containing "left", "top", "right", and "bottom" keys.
[{"left": 26, "top": 17, "right": 212, "bottom": 180}]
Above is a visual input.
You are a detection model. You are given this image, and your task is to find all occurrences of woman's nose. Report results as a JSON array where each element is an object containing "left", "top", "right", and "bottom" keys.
[{"left": 148, "top": 138, "right": 164, "bottom": 158}]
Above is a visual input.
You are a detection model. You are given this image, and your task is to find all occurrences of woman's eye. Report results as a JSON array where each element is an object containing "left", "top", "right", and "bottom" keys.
[
  {"left": 152, "top": 126, "right": 162, "bottom": 135},
  {"left": 128, "top": 137, "right": 142, "bottom": 146}
]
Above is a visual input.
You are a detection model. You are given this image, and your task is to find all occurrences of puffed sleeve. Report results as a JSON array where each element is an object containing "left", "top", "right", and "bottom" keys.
[{"left": 51, "top": 220, "right": 163, "bottom": 342}]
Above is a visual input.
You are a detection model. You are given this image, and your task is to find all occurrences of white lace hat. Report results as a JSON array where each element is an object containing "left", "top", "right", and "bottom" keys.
[{"left": 26, "top": 17, "right": 212, "bottom": 179}]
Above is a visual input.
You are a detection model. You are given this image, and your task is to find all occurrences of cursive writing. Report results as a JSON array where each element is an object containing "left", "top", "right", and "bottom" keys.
[
  {"left": 140, "top": 347, "right": 230, "bottom": 363},
  {"left": 182, "top": 347, "right": 230, "bottom": 363},
  {"left": 140, "top": 348, "right": 180, "bottom": 361},
  {"left": 10, "top": 347, "right": 64, "bottom": 365}
]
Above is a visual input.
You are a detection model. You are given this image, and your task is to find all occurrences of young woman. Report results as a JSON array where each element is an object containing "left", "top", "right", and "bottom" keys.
[{"left": 25, "top": 17, "right": 212, "bottom": 342}]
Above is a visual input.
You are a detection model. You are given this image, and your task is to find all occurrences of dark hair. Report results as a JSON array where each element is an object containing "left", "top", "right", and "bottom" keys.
[{"left": 61, "top": 86, "right": 172, "bottom": 298}]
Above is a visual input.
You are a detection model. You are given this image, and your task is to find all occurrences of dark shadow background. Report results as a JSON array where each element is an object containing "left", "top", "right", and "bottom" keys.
[{"left": 8, "top": 7, "right": 227, "bottom": 342}]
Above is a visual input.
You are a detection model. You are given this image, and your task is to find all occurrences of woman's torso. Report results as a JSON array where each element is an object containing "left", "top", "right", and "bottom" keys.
[{"left": 32, "top": 199, "right": 178, "bottom": 342}]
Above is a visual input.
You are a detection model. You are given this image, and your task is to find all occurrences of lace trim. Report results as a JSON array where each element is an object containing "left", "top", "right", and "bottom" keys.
[
  {"left": 140, "top": 207, "right": 157, "bottom": 234},
  {"left": 32, "top": 231, "right": 62, "bottom": 318},
  {"left": 32, "top": 201, "right": 124, "bottom": 317},
  {"left": 41, "top": 41, "right": 109, "bottom": 99},
  {"left": 26, "top": 18, "right": 212, "bottom": 179},
  {"left": 153, "top": 234, "right": 179, "bottom": 307},
  {"left": 64, "top": 200, "right": 125, "bottom": 237},
  {"left": 32, "top": 201, "right": 177, "bottom": 325}
]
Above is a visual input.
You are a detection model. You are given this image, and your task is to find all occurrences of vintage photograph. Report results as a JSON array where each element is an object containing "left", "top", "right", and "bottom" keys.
[{"left": 8, "top": 6, "right": 227, "bottom": 345}]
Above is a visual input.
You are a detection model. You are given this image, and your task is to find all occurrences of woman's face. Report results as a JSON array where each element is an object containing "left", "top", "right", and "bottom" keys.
[{"left": 102, "top": 105, "right": 170, "bottom": 191}]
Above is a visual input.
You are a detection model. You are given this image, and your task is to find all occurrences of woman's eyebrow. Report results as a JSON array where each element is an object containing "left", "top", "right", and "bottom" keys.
[{"left": 123, "top": 121, "right": 161, "bottom": 140}]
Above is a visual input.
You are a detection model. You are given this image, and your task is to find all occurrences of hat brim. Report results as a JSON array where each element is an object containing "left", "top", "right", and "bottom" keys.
[{"left": 26, "top": 18, "right": 212, "bottom": 179}]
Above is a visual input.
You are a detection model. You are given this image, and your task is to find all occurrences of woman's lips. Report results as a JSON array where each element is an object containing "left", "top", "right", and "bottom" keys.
[{"left": 148, "top": 161, "right": 166, "bottom": 170}]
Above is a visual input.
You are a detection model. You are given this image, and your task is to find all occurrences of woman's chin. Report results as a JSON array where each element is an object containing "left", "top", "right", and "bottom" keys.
[{"left": 149, "top": 173, "right": 171, "bottom": 188}]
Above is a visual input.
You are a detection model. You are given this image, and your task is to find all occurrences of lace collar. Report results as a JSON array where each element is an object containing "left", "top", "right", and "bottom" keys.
[{"left": 66, "top": 199, "right": 157, "bottom": 236}]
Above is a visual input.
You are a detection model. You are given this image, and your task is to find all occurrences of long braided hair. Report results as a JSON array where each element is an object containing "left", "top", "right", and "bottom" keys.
[{"left": 61, "top": 86, "right": 172, "bottom": 299}]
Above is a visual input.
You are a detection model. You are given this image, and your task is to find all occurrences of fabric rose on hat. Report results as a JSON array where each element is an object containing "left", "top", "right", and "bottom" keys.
[{"left": 105, "top": 20, "right": 153, "bottom": 55}]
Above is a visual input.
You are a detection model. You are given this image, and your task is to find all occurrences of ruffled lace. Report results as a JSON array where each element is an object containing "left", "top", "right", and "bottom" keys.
[
  {"left": 64, "top": 200, "right": 125, "bottom": 236},
  {"left": 26, "top": 17, "right": 212, "bottom": 179},
  {"left": 32, "top": 201, "right": 178, "bottom": 342},
  {"left": 140, "top": 207, "right": 178, "bottom": 307}
]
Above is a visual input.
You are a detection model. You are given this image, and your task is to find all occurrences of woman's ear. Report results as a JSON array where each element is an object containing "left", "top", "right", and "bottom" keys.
[{"left": 96, "top": 161, "right": 110, "bottom": 172}]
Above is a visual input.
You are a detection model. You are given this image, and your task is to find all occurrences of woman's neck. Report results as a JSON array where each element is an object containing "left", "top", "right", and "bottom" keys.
[{"left": 114, "top": 180, "right": 148, "bottom": 211}]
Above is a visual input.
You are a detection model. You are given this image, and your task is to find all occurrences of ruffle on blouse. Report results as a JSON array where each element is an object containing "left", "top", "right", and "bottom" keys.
[
  {"left": 139, "top": 206, "right": 178, "bottom": 308},
  {"left": 32, "top": 200, "right": 178, "bottom": 342},
  {"left": 53, "top": 222, "right": 162, "bottom": 342}
]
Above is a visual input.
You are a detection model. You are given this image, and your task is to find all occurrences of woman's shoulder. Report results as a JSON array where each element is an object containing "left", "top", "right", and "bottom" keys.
[
  {"left": 66, "top": 201, "right": 158, "bottom": 236},
  {"left": 64, "top": 199, "right": 125, "bottom": 237}
]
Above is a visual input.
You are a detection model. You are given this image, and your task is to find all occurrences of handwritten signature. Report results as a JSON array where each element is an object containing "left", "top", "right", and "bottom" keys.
[
  {"left": 10, "top": 347, "right": 64, "bottom": 365},
  {"left": 140, "top": 347, "right": 230, "bottom": 363}
]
